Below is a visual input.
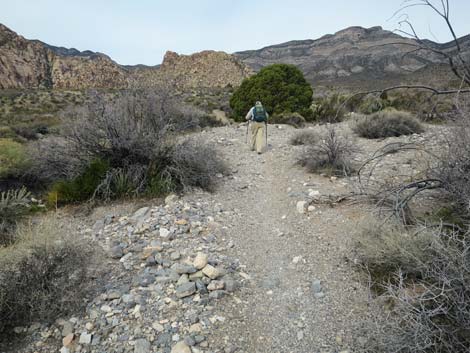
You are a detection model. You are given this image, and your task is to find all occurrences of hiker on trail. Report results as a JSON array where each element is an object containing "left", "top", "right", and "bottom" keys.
[{"left": 245, "top": 101, "right": 269, "bottom": 154}]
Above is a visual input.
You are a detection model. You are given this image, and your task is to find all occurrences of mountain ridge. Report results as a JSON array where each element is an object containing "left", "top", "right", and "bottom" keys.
[{"left": 1, "top": 23, "right": 468, "bottom": 91}]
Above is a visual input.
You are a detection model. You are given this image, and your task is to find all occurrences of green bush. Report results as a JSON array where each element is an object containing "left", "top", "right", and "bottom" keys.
[
  {"left": 353, "top": 110, "right": 424, "bottom": 139},
  {"left": 230, "top": 64, "right": 313, "bottom": 121},
  {"left": 270, "top": 112, "right": 306, "bottom": 128},
  {"left": 48, "top": 159, "right": 110, "bottom": 205},
  {"left": 0, "top": 188, "right": 30, "bottom": 245},
  {"left": 0, "top": 139, "right": 30, "bottom": 179},
  {"left": 0, "top": 217, "right": 92, "bottom": 332}
]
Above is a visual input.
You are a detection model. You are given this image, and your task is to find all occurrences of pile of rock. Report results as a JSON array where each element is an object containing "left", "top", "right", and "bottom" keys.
[{"left": 18, "top": 195, "right": 245, "bottom": 353}]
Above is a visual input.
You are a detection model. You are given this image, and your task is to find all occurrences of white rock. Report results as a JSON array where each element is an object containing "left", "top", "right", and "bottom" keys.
[
  {"left": 160, "top": 227, "right": 171, "bottom": 238},
  {"left": 307, "top": 205, "right": 316, "bottom": 212},
  {"left": 170, "top": 341, "right": 191, "bottom": 353},
  {"left": 193, "top": 252, "right": 208, "bottom": 270},
  {"left": 296, "top": 201, "right": 308, "bottom": 214},
  {"left": 79, "top": 332, "right": 92, "bottom": 344},
  {"left": 202, "top": 264, "right": 221, "bottom": 279},
  {"left": 308, "top": 190, "right": 320, "bottom": 197}
]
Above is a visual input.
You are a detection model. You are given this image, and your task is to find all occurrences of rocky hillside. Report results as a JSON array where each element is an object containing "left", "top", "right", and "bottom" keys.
[
  {"left": 234, "top": 26, "right": 470, "bottom": 89},
  {"left": 130, "top": 50, "right": 254, "bottom": 90},
  {"left": 0, "top": 24, "right": 252, "bottom": 91}
]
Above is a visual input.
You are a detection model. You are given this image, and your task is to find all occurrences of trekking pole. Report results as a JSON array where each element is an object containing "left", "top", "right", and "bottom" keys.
[
  {"left": 245, "top": 121, "right": 249, "bottom": 144},
  {"left": 265, "top": 121, "right": 268, "bottom": 147}
]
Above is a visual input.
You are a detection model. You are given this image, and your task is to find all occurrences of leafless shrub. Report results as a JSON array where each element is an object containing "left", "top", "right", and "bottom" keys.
[
  {"left": 0, "top": 217, "right": 93, "bottom": 333},
  {"left": 354, "top": 110, "right": 424, "bottom": 139},
  {"left": 28, "top": 89, "right": 226, "bottom": 200},
  {"left": 356, "top": 221, "right": 470, "bottom": 353},
  {"left": 433, "top": 106, "right": 470, "bottom": 215},
  {"left": 297, "top": 127, "right": 357, "bottom": 176},
  {"left": 164, "top": 139, "right": 228, "bottom": 193},
  {"left": 289, "top": 130, "right": 319, "bottom": 146}
]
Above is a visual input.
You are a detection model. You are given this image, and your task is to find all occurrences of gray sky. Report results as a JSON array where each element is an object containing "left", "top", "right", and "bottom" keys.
[{"left": 1, "top": 0, "right": 469, "bottom": 65}]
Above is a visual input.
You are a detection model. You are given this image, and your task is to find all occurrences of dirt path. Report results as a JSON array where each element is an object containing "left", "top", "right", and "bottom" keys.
[{"left": 189, "top": 124, "right": 373, "bottom": 353}]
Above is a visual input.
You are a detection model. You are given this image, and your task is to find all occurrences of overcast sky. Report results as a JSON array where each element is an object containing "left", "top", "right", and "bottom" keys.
[{"left": 1, "top": 0, "right": 469, "bottom": 65}]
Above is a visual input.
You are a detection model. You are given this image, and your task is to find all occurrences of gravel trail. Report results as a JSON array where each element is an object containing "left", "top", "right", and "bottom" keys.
[{"left": 195, "top": 124, "right": 374, "bottom": 353}]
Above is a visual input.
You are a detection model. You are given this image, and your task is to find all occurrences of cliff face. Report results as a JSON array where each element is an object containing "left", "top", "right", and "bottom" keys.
[
  {"left": 0, "top": 24, "right": 53, "bottom": 89},
  {"left": 0, "top": 24, "right": 252, "bottom": 91},
  {"left": 131, "top": 50, "right": 254, "bottom": 90},
  {"left": 234, "top": 26, "right": 470, "bottom": 88}
]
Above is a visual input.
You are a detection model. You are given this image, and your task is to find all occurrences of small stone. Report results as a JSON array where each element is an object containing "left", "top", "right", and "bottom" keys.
[
  {"left": 207, "top": 280, "right": 225, "bottom": 291},
  {"left": 110, "top": 245, "right": 123, "bottom": 259},
  {"left": 307, "top": 205, "right": 316, "bottom": 212},
  {"left": 209, "top": 290, "right": 225, "bottom": 300},
  {"left": 297, "top": 331, "right": 304, "bottom": 340},
  {"left": 131, "top": 207, "right": 150, "bottom": 220},
  {"left": 202, "top": 264, "right": 221, "bottom": 279},
  {"left": 134, "top": 338, "right": 150, "bottom": 353},
  {"left": 61, "top": 321, "right": 74, "bottom": 337},
  {"left": 314, "top": 292, "right": 325, "bottom": 299},
  {"left": 62, "top": 333, "right": 74, "bottom": 347},
  {"left": 193, "top": 252, "right": 208, "bottom": 270},
  {"left": 170, "top": 251, "right": 181, "bottom": 261},
  {"left": 172, "top": 263, "right": 197, "bottom": 274},
  {"left": 292, "top": 256, "right": 303, "bottom": 264},
  {"left": 176, "top": 282, "right": 196, "bottom": 298},
  {"left": 100, "top": 305, "right": 112, "bottom": 313},
  {"left": 160, "top": 228, "right": 171, "bottom": 238},
  {"left": 152, "top": 322, "right": 165, "bottom": 332},
  {"left": 312, "top": 279, "right": 322, "bottom": 293},
  {"left": 165, "top": 194, "right": 178, "bottom": 205},
  {"left": 296, "top": 201, "right": 308, "bottom": 214},
  {"left": 189, "top": 323, "right": 202, "bottom": 333},
  {"left": 60, "top": 347, "right": 70, "bottom": 353},
  {"left": 177, "top": 274, "right": 189, "bottom": 286},
  {"left": 85, "top": 322, "right": 94, "bottom": 331},
  {"left": 171, "top": 341, "right": 191, "bottom": 353},
  {"left": 79, "top": 332, "right": 92, "bottom": 345},
  {"left": 189, "top": 270, "right": 204, "bottom": 280},
  {"left": 184, "top": 336, "right": 196, "bottom": 346},
  {"left": 224, "top": 278, "right": 238, "bottom": 292}
]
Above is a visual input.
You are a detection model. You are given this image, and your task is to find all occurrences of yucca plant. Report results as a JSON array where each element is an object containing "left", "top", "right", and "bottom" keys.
[{"left": 0, "top": 188, "right": 31, "bottom": 245}]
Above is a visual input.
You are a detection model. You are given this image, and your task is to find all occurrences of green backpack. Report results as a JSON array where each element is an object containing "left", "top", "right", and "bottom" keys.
[{"left": 253, "top": 105, "right": 267, "bottom": 122}]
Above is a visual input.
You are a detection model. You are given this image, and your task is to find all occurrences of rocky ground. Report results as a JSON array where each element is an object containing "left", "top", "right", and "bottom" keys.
[{"left": 2, "top": 121, "right": 441, "bottom": 353}]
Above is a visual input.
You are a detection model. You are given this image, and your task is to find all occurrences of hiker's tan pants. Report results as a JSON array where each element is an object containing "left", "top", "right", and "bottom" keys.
[{"left": 250, "top": 121, "right": 266, "bottom": 153}]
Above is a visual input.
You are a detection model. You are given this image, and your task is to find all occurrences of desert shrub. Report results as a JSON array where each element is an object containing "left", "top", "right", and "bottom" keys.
[
  {"left": 165, "top": 140, "right": 227, "bottom": 193},
  {"left": 270, "top": 112, "right": 306, "bottom": 128},
  {"left": 290, "top": 130, "right": 319, "bottom": 146},
  {"left": 30, "top": 90, "right": 227, "bottom": 204},
  {"left": 356, "top": 219, "right": 470, "bottom": 353},
  {"left": 297, "top": 128, "right": 356, "bottom": 176},
  {"left": 358, "top": 94, "right": 390, "bottom": 114},
  {"left": 353, "top": 110, "right": 424, "bottom": 139},
  {"left": 47, "top": 159, "right": 110, "bottom": 205},
  {"left": 0, "top": 138, "right": 30, "bottom": 179},
  {"left": 0, "top": 126, "right": 16, "bottom": 139},
  {"left": 0, "top": 217, "right": 92, "bottom": 332},
  {"left": 230, "top": 64, "right": 313, "bottom": 121},
  {"left": 433, "top": 119, "right": 470, "bottom": 216},
  {"left": 0, "top": 188, "right": 30, "bottom": 245},
  {"left": 310, "top": 93, "right": 348, "bottom": 123}
]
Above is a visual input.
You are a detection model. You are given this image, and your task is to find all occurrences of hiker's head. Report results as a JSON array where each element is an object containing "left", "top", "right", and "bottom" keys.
[{"left": 255, "top": 101, "right": 262, "bottom": 107}]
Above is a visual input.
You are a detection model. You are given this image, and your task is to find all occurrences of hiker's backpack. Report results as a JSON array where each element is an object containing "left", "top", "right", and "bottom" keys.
[{"left": 253, "top": 105, "right": 267, "bottom": 122}]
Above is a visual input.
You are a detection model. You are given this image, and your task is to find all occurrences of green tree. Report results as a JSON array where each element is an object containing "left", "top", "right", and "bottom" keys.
[{"left": 230, "top": 64, "right": 313, "bottom": 121}]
